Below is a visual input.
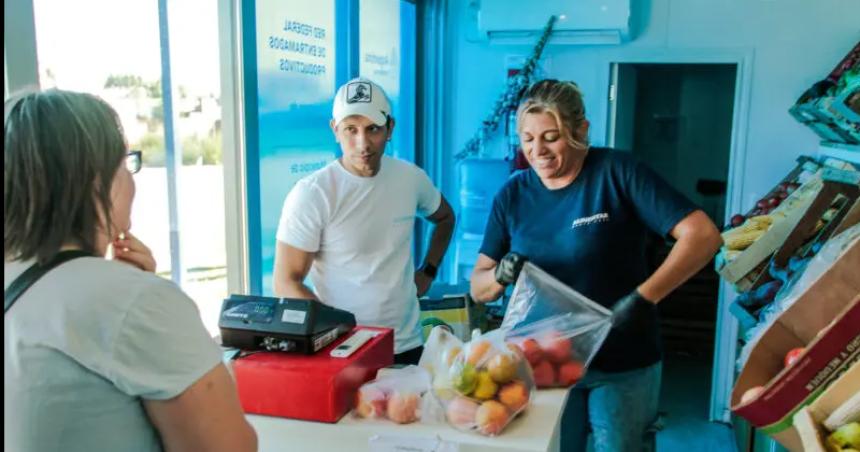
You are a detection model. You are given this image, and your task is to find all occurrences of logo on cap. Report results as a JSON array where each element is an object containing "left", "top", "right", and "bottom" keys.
[{"left": 346, "top": 82, "right": 372, "bottom": 104}]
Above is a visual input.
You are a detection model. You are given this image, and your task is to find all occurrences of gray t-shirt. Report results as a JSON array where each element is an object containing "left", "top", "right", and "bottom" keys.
[{"left": 4, "top": 257, "right": 222, "bottom": 452}]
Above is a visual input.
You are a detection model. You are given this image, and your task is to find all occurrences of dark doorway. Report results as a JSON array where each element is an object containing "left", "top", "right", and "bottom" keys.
[{"left": 609, "top": 63, "right": 737, "bottom": 449}]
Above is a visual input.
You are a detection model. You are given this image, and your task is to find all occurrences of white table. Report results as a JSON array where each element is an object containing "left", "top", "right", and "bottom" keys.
[{"left": 247, "top": 389, "right": 569, "bottom": 452}]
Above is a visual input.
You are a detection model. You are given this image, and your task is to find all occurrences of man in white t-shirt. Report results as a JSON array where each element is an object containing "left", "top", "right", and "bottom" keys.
[{"left": 273, "top": 78, "right": 455, "bottom": 364}]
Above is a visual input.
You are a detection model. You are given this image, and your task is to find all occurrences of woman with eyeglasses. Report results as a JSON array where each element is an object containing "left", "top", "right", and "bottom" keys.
[{"left": 4, "top": 89, "right": 257, "bottom": 452}]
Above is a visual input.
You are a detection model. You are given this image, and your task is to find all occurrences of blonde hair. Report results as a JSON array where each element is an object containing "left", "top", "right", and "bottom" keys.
[{"left": 516, "top": 79, "right": 589, "bottom": 150}]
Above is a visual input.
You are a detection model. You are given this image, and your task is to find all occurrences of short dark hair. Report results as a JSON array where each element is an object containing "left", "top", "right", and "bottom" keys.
[{"left": 4, "top": 89, "right": 127, "bottom": 264}]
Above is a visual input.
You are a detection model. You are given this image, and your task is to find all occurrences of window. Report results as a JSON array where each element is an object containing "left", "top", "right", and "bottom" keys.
[
  {"left": 359, "top": 0, "right": 416, "bottom": 162},
  {"left": 249, "top": 0, "right": 338, "bottom": 295},
  {"left": 33, "top": 0, "right": 227, "bottom": 335},
  {"left": 168, "top": 0, "right": 228, "bottom": 334}
]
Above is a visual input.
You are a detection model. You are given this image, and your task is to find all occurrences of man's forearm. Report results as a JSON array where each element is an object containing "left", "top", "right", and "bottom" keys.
[
  {"left": 421, "top": 217, "right": 455, "bottom": 268},
  {"left": 274, "top": 279, "right": 318, "bottom": 300}
]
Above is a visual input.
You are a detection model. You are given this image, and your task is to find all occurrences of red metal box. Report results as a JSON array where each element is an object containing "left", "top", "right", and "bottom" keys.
[{"left": 234, "top": 326, "right": 394, "bottom": 423}]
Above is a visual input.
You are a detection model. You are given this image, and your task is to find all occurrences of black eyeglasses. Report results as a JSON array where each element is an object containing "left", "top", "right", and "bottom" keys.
[{"left": 126, "top": 150, "right": 142, "bottom": 174}]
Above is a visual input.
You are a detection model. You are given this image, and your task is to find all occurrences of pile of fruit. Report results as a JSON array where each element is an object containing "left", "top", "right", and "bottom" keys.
[
  {"left": 354, "top": 366, "right": 430, "bottom": 424},
  {"left": 726, "top": 181, "right": 805, "bottom": 229},
  {"left": 356, "top": 388, "right": 422, "bottom": 424},
  {"left": 748, "top": 182, "right": 801, "bottom": 217},
  {"left": 434, "top": 334, "right": 535, "bottom": 436},
  {"left": 507, "top": 332, "right": 585, "bottom": 388},
  {"left": 721, "top": 177, "right": 820, "bottom": 263}
]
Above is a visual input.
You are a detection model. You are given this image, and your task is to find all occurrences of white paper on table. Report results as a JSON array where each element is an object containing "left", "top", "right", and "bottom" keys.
[{"left": 368, "top": 433, "right": 459, "bottom": 452}]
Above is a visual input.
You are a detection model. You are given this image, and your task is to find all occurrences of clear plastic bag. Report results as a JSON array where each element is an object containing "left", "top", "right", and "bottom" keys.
[
  {"left": 426, "top": 328, "right": 536, "bottom": 436},
  {"left": 501, "top": 262, "right": 612, "bottom": 388},
  {"left": 354, "top": 365, "right": 432, "bottom": 424},
  {"left": 419, "top": 326, "right": 464, "bottom": 380},
  {"left": 737, "top": 224, "right": 860, "bottom": 369}
]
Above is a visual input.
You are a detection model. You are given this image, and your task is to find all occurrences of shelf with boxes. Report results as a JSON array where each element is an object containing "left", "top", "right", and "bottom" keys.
[
  {"left": 721, "top": 156, "right": 860, "bottom": 452},
  {"left": 717, "top": 159, "right": 860, "bottom": 330},
  {"left": 820, "top": 141, "right": 860, "bottom": 167},
  {"left": 726, "top": 41, "right": 860, "bottom": 452},
  {"left": 789, "top": 41, "right": 859, "bottom": 145},
  {"left": 730, "top": 253, "right": 860, "bottom": 451}
]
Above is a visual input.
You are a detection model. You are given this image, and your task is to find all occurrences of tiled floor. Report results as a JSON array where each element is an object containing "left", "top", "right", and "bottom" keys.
[
  {"left": 656, "top": 352, "right": 736, "bottom": 452},
  {"left": 574, "top": 351, "right": 737, "bottom": 451}
]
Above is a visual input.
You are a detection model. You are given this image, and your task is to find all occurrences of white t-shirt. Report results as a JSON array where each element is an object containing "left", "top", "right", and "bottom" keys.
[
  {"left": 4, "top": 257, "right": 222, "bottom": 452},
  {"left": 276, "top": 156, "right": 442, "bottom": 353}
]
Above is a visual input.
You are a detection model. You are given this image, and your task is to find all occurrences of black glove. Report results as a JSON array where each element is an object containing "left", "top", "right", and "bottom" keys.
[
  {"left": 610, "top": 290, "right": 656, "bottom": 335},
  {"left": 494, "top": 252, "right": 527, "bottom": 286}
]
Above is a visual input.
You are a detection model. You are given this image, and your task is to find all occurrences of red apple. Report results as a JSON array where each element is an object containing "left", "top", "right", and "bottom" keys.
[
  {"left": 730, "top": 214, "right": 745, "bottom": 227},
  {"left": 539, "top": 332, "right": 572, "bottom": 364},
  {"left": 557, "top": 361, "right": 585, "bottom": 386},
  {"left": 520, "top": 338, "right": 544, "bottom": 366},
  {"left": 784, "top": 347, "right": 805, "bottom": 368},
  {"left": 532, "top": 360, "right": 556, "bottom": 388}
]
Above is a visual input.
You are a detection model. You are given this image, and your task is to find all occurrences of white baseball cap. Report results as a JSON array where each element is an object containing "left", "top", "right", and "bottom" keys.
[{"left": 332, "top": 78, "right": 391, "bottom": 127}]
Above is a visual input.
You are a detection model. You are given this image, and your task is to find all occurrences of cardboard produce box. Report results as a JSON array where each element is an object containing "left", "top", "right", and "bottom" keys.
[
  {"left": 718, "top": 177, "right": 820, "bottom": 284},
  {"left": 793, "top": 361, "right": 860, "bottom": 452},
  {"left": 233, "top": 326, "right": 394, "bottom": 423},
  {"left": 730, "top": 239, "right": 860, "bottom": 451},
  {"left": 720, "top": 167, "right": 860, "bottom": 292}
]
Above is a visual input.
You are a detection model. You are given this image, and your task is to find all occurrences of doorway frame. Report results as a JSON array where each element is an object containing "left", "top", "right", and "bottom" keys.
[{"left": 605, "top": 48, "right": 754, "bottom": 424}]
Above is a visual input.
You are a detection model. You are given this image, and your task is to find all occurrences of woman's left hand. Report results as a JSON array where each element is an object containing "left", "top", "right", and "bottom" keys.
[
  {"left": 113, "top": 231, "right": 157, "bottom": 273},
  {"left": 610, "top": 290, "right": 655, "bottom": 334}
]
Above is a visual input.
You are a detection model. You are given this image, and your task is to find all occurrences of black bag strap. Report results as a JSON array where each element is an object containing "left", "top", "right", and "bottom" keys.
[{"left": 4, "top": 250, "right": 92, "bottom": 314}]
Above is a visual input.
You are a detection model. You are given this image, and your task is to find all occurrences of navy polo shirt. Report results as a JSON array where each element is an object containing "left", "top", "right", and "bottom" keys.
[{"left": 480, "top": 148, "right": 698, "bottom": 372}]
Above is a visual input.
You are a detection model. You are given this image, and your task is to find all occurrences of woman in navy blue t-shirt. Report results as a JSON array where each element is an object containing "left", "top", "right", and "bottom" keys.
[{"left": 470, "top": 79, "right": 723, "bottom": 452}]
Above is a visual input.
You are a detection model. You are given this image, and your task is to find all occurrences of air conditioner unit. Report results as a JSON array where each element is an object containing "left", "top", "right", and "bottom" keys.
[{"left": 472, "top": 0, "right": 633, "bottom": 45}]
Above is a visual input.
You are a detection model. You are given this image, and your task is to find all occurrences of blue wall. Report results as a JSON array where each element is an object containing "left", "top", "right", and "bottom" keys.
[{"left": 441, "top": 0, "right": 860, "bottom": 229}]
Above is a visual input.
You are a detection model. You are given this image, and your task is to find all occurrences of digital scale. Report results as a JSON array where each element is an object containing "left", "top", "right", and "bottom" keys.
[{"left": 219, "top": 295, "right": 356, "bottom": 354}]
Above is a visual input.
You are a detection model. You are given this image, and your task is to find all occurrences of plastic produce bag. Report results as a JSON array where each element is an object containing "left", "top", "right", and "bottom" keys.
[
  {"left": 426, "top": 328, "right": 535, "bottom": 436},
  {"left": 417, "top": 326, "right": 465, "bottom": 424},
  {"left": 737, "top": 224, "right": 860, "bottom": 368},
  {"left": 419, "top": 325, "right": 465, "bottom": 381},
  {"left": 501, "top": 262, "right": 612, "bottom": 388},
  {"left": 354, "top": 365, "right": 432, "bottom": 424}
]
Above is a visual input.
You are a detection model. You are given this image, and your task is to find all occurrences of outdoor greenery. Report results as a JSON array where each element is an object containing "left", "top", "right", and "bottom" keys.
[
  {"left": 135, "top": 129, "right": 222, "bottom": 167},
  {"left": 106, "top": 74, "right": 222, "bottom": 167},
  {"left": 104, "top": 74, "right": 162, "bottom": 98}
]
